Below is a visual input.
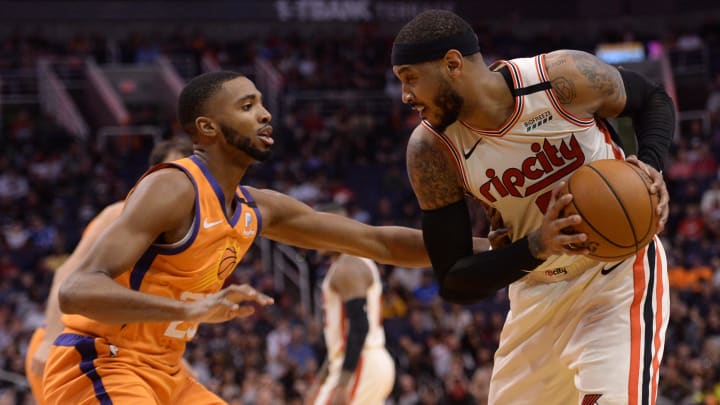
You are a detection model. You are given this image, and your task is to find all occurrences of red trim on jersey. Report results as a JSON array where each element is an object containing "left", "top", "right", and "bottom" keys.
[
  {"left": 651, "top": 237, "right": 664, "bottom": 405},
  {"left": 349, "top": 355, "right": 364, "bottom": 400},
  {"left": 421, "top": 121, "right": 472, "bottom": 191},
  {"left": 459, "top": 60, "right": 524, "bottom": 136},
  {"left": 536, "top": 54, "right": 595, "bottom": 128},
  {"left": 629, "top": 247, "right": 648, "bottom": 405},
  {"left": 534, "top": 54, "right": 545, "bottom": 85},
  {"left": 596, "top": 119, "right": 625, "bottom": 159}
]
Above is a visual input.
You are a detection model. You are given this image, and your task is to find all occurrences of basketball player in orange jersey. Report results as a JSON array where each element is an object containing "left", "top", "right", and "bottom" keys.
[
  {"left": 307, "top": 204, "right": 395, "bottom": 405},
  {"left": 391, "top": 10, "right": 673, "bottom": 405},
  {"left": 23, "top": 139, "right": 193, "bottom": 405},
  {"left": 42, "top": 71, "right": 492, "bottom": 405}
]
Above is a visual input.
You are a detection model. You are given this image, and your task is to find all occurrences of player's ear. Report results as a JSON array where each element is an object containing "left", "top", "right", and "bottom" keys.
[
  {"left": 444, "top": 50, "right": 463, "bottom": 77},
  {"left": 195, "top": 117, "right": 216, "bottom": 138}
]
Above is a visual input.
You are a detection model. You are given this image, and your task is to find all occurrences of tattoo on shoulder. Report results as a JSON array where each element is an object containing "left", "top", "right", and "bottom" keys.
[
  {"left": 551, "top": 77, "right": 576, "bottom": 104},
  {"left": 406, "top": 136, "right": 464, "bottom": 209},
  {"left": 546, "top": 57, "right": 567, "bottom": 69},
  {"left": 571, "top": 51, "right": 621, "bottom": 100}
]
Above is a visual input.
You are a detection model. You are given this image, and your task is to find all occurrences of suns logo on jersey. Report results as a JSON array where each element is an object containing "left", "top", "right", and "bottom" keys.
[{"left": 217, "top": 239, "right": 240, "bottom": 280}]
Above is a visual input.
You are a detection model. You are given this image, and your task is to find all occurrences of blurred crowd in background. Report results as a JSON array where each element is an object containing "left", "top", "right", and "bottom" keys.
[{"left": 1, "top": 15, "right": 720, "bottom": 405}]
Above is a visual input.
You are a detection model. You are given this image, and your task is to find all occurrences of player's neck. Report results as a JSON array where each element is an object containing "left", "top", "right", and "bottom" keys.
[
  {"left": 458, "top": 70, "right": 515, "bottom": 130},
  {"left": 193, "top": 149, "right": 249, "bottom": 207}
]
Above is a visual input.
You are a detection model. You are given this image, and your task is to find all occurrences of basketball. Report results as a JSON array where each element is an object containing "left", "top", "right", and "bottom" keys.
[{"left": 561, "top": 159, "right": 659, "bottom": 261}]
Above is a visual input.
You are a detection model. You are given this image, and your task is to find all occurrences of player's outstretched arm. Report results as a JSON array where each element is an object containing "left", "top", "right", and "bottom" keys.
[
  {"left": 59, "top": 169, "right": 271, "bottom": 323},
  {"left": 31, "top": 202, "right": 123, "bottom": 375},
  {"left": 248, "top": 187, "right": 431, "bottom": 267},
  {"left": 544, "top": 50, "right": 674, "bottom": 232},
  {"left": 58, "top": 169, "right": 196, "bottom": 322},
  {"left": 406, "top": 127, "right": 588, "bottom": 304}
]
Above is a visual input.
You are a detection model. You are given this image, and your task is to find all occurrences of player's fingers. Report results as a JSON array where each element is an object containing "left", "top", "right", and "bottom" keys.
[
  {"left": 656, "top": 186, "right": 669, "bottom": 233},
  {"left": 646, "top": 171, "right": 663, "bottom": 194},
  {"left": 555, "top": 233, "right": 587, "bottom": 246},
  {"left": 225, "top": 285, "right": 273, "bottom": 305},
  {"left": 628, "top": 156, "right": 663, "bottom": 193},
  {"left": 657, "top": 206, "right": 668, "bottom": 234},
  {"left": 625, "top": 155, "right": 646, "bottom": 173},
  {"left": 231, "top": 305, "right": 255, "bottom": 318},
  {"left": 550, "top": 181, "right": 567, "bottom": 200},
  {"left": 546, "top": 188, "right": 572, "bottom": 219},
  {"left": 551, "top": 214, "right": 582, "bottom": 232},
  {"left": 562, "top": 245, "right": 590, "bottom": 256},
  {"left": 254, "top": 292, "right": 274, "bottom": 306},
  {"left": 223, "top": 284, "right": 257, "bottom": 300}
]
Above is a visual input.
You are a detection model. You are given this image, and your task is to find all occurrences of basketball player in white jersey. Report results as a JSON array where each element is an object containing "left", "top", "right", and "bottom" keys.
[
  {"left": 391, "top": 10, "right": 673, "bottom": 405},
  {"left": 308, "top": 205, "right": 395, "bottom": 405}
]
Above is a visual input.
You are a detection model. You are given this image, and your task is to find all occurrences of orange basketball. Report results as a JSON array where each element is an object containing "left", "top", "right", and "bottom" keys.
[{"left": 561, "top": 159, "right": 659, "bottom": 262}]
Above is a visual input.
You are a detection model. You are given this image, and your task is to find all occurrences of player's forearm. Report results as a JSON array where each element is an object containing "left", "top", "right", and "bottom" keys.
[
  {"left": 422, "top": 201, "right": 543, "bottom": 304},
  {"left": 375, "top": 226, "right": 431, "bottom": 267},
  {"left": 440, "top": 237, "right": 544, "bottom": 303},
  {"left": 59, "top": 271, "right": 188, "bottom": 324}
]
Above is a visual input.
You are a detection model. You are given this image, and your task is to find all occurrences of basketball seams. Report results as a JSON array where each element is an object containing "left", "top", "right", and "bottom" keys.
[
  {"left": 623, "top": 164, "right": 657, "bottom": 246},
  {"left": 569, "top": 166, "right": 635, "bottom": 249},
  {"left": 586, "top": 164, "right": 640, "bottom": 249}
]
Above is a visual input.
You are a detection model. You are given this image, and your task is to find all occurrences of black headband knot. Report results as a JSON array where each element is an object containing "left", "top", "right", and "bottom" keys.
[{"left": 391, "top": 30, "right": 480, "bottom": 66}]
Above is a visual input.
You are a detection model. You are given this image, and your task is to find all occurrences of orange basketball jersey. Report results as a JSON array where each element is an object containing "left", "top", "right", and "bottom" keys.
[{"left": 60, "top": 156, "right": 261, "bottom": 366}]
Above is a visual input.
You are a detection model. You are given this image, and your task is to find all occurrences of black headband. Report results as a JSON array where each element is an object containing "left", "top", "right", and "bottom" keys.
[{"left": 391, "top": 30, "right": 480, "bottom": 66}]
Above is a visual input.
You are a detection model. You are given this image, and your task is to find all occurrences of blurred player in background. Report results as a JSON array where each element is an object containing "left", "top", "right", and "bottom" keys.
[
  {"left": 391, "top": 10, "right": 673, "bottom": 405},
  {"left": 307, "top": 204, "right": 395, "bottom": 405},
  {"left": 42, "top": 71, "right": 486, "bottom": 405},
  {"left": 24, "top": 139, "right": 193, "bottom": 404}
]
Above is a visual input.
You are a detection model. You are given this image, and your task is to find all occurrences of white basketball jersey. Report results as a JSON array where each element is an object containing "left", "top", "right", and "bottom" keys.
[
  {"left": 321, "top": 256, "right": 385, "bottom": 361},
  {"left": 426, "top": 54, "right": 626, "bottom": 283}
]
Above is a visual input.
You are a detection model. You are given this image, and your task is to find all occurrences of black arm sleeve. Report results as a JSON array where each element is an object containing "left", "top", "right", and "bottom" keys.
[
  {"left": 422, "top": 201, "right": 544, "bottom": 305},
  {"left": 618, "top": 68, "right": 675, "bottom": 172},
  {"left": 342, "top": 298, "right": 369, "bottom": 373}
]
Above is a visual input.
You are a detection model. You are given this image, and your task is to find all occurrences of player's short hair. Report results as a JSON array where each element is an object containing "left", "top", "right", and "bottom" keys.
[
  {"left": 148, "top": 138, "right": 194, "bottom": 166},
  {"left": 394, "top": 9, "right": 475, "bottom": 46},
  {"left": 177, "top": 71, "right": 244, "bottom": 136}
]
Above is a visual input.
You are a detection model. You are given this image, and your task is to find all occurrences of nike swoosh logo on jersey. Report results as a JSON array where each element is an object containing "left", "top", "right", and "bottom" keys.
[
  {"left": 600, "top": 261, "right": 622, "bottom": 275},
  {"left": 463, "top": 138, "right": 483, "bottom": 159},
  {"left": 203, "top": 218, "right": 224, "bottom": 229}
]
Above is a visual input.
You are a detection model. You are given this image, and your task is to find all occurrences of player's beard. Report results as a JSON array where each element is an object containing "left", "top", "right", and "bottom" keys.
[
  {"left": 433, "top": 76, "right": 464, "bottom": 132},
  {"left": 220, "top": 124, "right": 272, "bottom": 162}
]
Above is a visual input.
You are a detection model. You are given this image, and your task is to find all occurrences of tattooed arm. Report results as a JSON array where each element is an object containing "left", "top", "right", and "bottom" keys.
[
  {"left": 406, "top": 127, "right": 587, "bottom": 303},
  {"left": 406, "top": 128, "right": 465, "bottom": 210},
  {"left": 544, "top": 50, "right": 673, "bottom": 232},
  {"left": 544, "top": 50, "right": 627, "bottom": 118}
]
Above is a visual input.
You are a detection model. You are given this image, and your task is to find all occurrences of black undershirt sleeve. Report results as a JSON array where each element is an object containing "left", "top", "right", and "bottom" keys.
[
  {"left": 422, "top": 200, "right": 544, "bottom": 304},
  {"left": 342, "top": 298, "right": 369, "bottom": 372},
  {"left": 617, "top": 68, "right": 675, "bottom": 172}
]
